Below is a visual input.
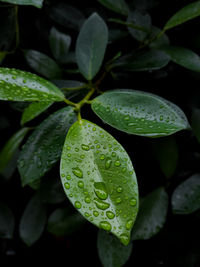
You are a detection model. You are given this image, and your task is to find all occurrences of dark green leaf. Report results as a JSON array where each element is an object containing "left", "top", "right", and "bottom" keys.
[
  {"left": 19, "top": 194, "right": 47, "bottom": 246},
  {"left": 161, "top": 46, "right": 200, "bottom": 72},
  {"left": 49, "top": 27, "right": 71, "bottom": 64},
  {"left": 191, "top": 108, "right": 200, "bottom": 143},
  {"left": 127, "top": 10, "right": 152, "bottom": 42},
  {"left": 0, "top": 203, "right": 15, "bottom": 239},
  {"left": 21, "top": 101, "right": 53, "bottom": 125},
  {"left": 53, "top": 80, "right": 85, "bottom": 90},
  {"left": 0, "top": 68, "right": 65, "bottom": 101},
  {"left": 0, "top": 128, "right": 29, "bottom": 175},
  {"left": 131, "top": 188, "right": 168, "bottom": 240},
  {"left": 151, "top": 136, "right": 178, "bottom": 178},
  {"left": 172, "top": 174, "right": 200, "bottom": 214},
  {"left": 132, "top": 0, "right": 157, "bottom": 11},
  {"left": 60, "top": 120, "right": 138, "bottom": 245},
  {"left": 47, "top": 208, "right": 86, "bottom": 236},
  {"left": 76, "top": 13, "right": 108, "bottom": 80},
  {"left": 18, "top": 107, "right": 77, "bottom": 186},
  {"left": 108, "top": 29, "right": 128, "bottom": 44},
  {"left": 97, "top": 229, "right": 132, "bottom": 267},
  {"left": 164, "top": 1, "right": 200, "bottom": 30},
  {"left": 149, "top": 26, "right": 170, "bottom": 49},
  {"left": 0, "top": 0, "right": 43, "bottom": 8},
  {"left": 91, "top": 89, "right": 189, "bottom": 137},
  {"left": 97, "top": 0, "right": 129, "bottom": 16},
  {"left": 25, "top": 50, "right": 62, "bottom": 79},
  {"left": 113, "top": 49, "right": 170, "bottom": 71}
]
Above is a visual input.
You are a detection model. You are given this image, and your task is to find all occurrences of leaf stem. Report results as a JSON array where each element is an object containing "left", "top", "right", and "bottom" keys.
[
  {"left": 63, "top": 98, "right": 78, "bottom": 108},
  {"left": 109, "top": 18, "right": 149, "bottom": 33}
]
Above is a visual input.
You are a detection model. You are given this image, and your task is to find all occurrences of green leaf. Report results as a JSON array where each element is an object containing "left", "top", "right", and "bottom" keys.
[
  {"left": 0, "top": 68, "right": 65, "bottom": 101},
  {"left": 0, "top": 203, "right": 15, "bottom": 239},
  {"left": 131, "top": 187, "right": 168, "bottom": 240},
  {"left": 172, "top": 174, "right": 200, "bottom": 214},
  {"left": 75, "top": 13, "right": 108, "bottom": 80},
  {"left": 127, "top": 10, "right": 152, "bottom": 42},
  {"left": 60, "top": 120, "right": 138, "bottom": 246},
  {"left": 149, "top": 26, "right": 170, "bottom": 49},
  {"left": 19, "top": 194, "right": 47, "bottom": 246},
  {"left": 151, "top": 136, "right": 178, "bottom": 178},
  {"left": 21, "top": 101, "right": 53, "bottom": 125},
  {"left": 18, "top": 107, "right": 76, "bottom": 186},
  {"left": 91, "top": 89, "right": 189, "bottom": 137},
  {"left": 161, "top": 46, "right": 200, "bottom": 72},
  {"left": 113, "top": 49, "right": 170, "bottom": 71},
  {"left": 164, "top": 1, "right": 200, "bottom": 30},
  {"left": 132, "top": 0, "right": 157, "bottom": 11},
  {"left": 97, "top": 0, "right": 129, "bottom": 16},
  {"left": 49, "top": 27, "right": 71, "bottom": 64},
  {"left": 97, "top": 229, "right": 132, "bottom": 267},
  {"left": 0, "top": 128, "right": 29, "bottom": 175},
  {"left": 191, "top": 108, "right": 200, "bottom": 143},
  {"left": 47, "top": 208, "right": 86, "bottom": 236},
  {"left": 25, "top": 50, "right": 62, "bottom": 79},
  {"left": 0, "top": 0, "right": 43, "bottom": 8}
]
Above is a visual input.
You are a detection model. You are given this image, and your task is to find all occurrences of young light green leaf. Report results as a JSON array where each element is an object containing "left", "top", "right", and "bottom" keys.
[
  {"left": 161, "top": 46, "right": 200, "bottom": 72},
  {"left": 21, "top": 101, "right": 53, "bottom": 125},
  {"left": 47, "top": 208, "right": 86, "bottom": 236},
  {"left": 113, "top": 49, "right": 170, "bottom": 71},
  {"left": 0, "top": 68, "right": 65, "bottom": 101},
  {"left": 0, "top": 0, "right": 43, "bottom": 8},
  {"left": 18, "top": 107, "right": 77, "bottom": 186},
  {"left": 25, "top": 50, "right": 62, "bottom": 79},
  {"left": 49, "top": 27, "right": 71, "bottom": 63},
  {"left": 91, "top": 89, "right": 189, "bottom": 137},
  {"left": 172, "top": 174, "right": 200, "bottom": 214},
  {"left": 131, "top": 187, "right": 168, "bottom": 240},
  {"left": 191, "top": 108, "right": 200, "bottom": 143},
  {"left": 19, "top": 194, "right": 47, "bottom": 246},
  {"left": 60, "top": 120, "right": 138, "bottom": 246},
  {"left": 76, "top": 13, "right": 108, "bottom": 80},
  {"left": 97, "top": 0, "right": 129, "bottom": 16},
  {"left": 164, "top": 1, "right": 200, "bottom": 30},
  {"left": 0, "top": 127, "right": 29, "bottom": 175},
  {"left": 0, "top": 203, "right": 15, "bottom": 239},
  {"left": 97, "top": 229, "right": 132, "bottom": 267},
  {"left": 127, "top": 10, "right": 152, "bottom": 42},
  {"left": 151, "top": 136, "right": 178, "bottom": 178}
]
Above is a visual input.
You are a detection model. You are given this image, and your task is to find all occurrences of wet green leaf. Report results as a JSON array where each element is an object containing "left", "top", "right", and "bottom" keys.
[
  {"left": 25, "top": 50, "right": 62, "bottom": 79},
  {"left": 97, "top": 229, "right": 132, "bottom": 267},
  {"left": 161, "top": 46, "right": 200, "bottom": 72},
  {"left": 49, "top": 27, "right": 71, "bottom": 64},
  {"left": 164, "top": 1, "right": 200, "bottom": 30},
  {"left": 0, "top": 203, "right": 15, "bottom": 239},
  {"left": 60, "top": 120, "right": 138, "bottom": 245},
  {"left": 21, "top": 101, "right": 53, "bottom": 125},
  {"left": 47, "top": 208, "right": 86, "bottom": 236},
  {"left": 172, "top": 174, "right": 200, "bottom": 214},
  {"left": 0, "top": 128, "right": 29, "bottom": 175},
  {"left": 91, "top": 89, "right": 189, "bottom": 137},
  {"left": 0, "top": 0, "right": 43, "bottom": 8},
  {"left": 76, "top": 13, "right": 108, "bottom": 80},
  {"left": 131, "top": 188, "right": 168, "bottom": 240},
  {"left": 19, "top": 194, "right": 47, "bottom": 246},
  {"left": 97, "top": 0, "right": 129, "bottom": 16},
  {"left": 18, "top": 107, "right": 76, "bottom": 186},
  {"left": 0, "top": 68, "right": 65, "bottom": 102}
]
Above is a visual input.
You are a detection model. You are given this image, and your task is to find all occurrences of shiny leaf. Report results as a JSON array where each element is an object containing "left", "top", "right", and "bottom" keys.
[
  {"left": 97, "top": 0, "right": 129, "bottom": 16},
  {"left": 0, "top": 0, "right": 43, "bottom": 8},
  {"left": 60, "top": 120, "right": 138, "bottom": 245}
]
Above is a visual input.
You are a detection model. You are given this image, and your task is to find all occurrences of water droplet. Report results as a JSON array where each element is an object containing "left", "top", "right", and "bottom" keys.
[
  {"left": 66, "top": 174, "right": 71, "bottom": 180},
  {"left": 117, "top": 186, "right": 123, "bottom": 193},
  {"left": 93, "top": 211, "right": 99, "bottom": 217},
  {"left": 61, "top": 173, "right": 65, "bottom": 178},
  {"left": 81, "top": 144, "right": 90, "bottom": 151},
  {"left": 78, "top": 181, "right": 84, "bottom": 188},
  {"left": 124, "top": 115, "right": 130, "bottom": 121},
  {"left": 72, "top": 167, "right": 83, "bottom": 178},
  {"left": 116, "top": 197, "right": 122, "bottom": 204},
  {"left": 130, "top": 198, "right": 137, "bottom": 206},
  {"left": 92, "top": 127, "right": 96, "bottom": 131},
  {"left": 64, "top": 182, "right": 70, "bottom": 189},
  {"left": 74, "top": 201, "right": 82, "bottom": 209},
  {"left": 75, "top": 147, "right": 79, "bottom": 152},
  {"left": 67, "top": 153, "right": 71, "bottom": 157},
  {"left": 85, "top": 197, "right": 91, "bottom": 203},
  {"left": 85, "top": 212, "right": 90, "bottom": 217},
  {"left": 114, "top": 160, "right": 121, "bottom": 167},
  {"left": 126, "top": 220, "right": 133, "bottom": 230},
  {"left": 105, "top": 159, "right": 112, "bottom": 169},
  {"left": 94, "top": 182, "right": 108, "bottom": 200},
  {"left": 100, "top": 154, "right": 105, "bottom": 160},
  {"left": 120, "top": 234, "right": 130, "bottom": 246},
  {"left": 99, "top": 221, "right": 112, "bottom": 231},
  {"left": 94, "top": 198, "right": 110, "bottom": 210},
  {"left": 106, "top": 211, "right": 115, "bottom": 219},
  {"left": 128, "top": 122, "right": 135, "bottom": 127}
]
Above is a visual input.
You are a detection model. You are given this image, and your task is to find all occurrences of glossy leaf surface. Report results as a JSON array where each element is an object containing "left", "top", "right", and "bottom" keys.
[
  {"left": 172, "top": 174, "right": 200, "bottom": 214},
  {"left": 76, "top": 13, "right": 108, "bottom": 80},
  {"left": 92, "top": 90, "right": 189, "bottom": 137},
  {"left": 97, "top": 0, "right": 129, "bottom": 16},
  {"left": 0, "top": 203, "right": 15, "bottom": 239},
  {"left": 0, "top": 68, "right": 64, "bottom": 101},
  {"left": 131, "top": 188, "right": 168, "bottom": 240},
  {"left": 97, "top": 229, "right": 132, "bottom": 267},
  {"left": 18, "top": 107, "right": 76, "bottom": 186},
  {"left": 60, "top": 120, "right": 138, "bottom": 245},
  {"left": 0, "top": 0, "right": 43, "bottom": 8}
]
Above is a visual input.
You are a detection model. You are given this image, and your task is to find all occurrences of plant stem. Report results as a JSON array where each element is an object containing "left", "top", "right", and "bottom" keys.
[
  {"left": 63, "top": 98, "right": 78, "bottom": 108},
  {"left": 109, "top": 18, "right": 149, "bottom": 33}
]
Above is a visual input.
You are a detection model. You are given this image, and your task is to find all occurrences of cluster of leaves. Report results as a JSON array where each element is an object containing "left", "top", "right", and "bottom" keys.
[{"left": 1, "top": 0, "right": 200, "bottom": 266}]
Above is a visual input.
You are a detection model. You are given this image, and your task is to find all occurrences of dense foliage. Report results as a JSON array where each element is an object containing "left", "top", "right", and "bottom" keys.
[{"left": 0, "top": 0, "right": 200, "bottom": 266}]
